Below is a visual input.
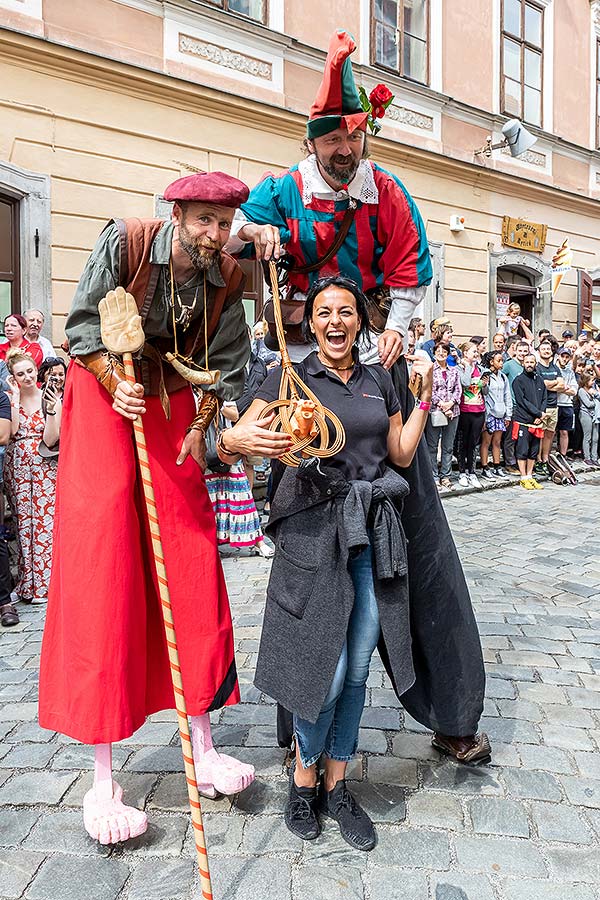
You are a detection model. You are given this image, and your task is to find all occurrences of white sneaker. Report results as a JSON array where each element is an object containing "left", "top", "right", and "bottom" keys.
[
  {"left": 458, "top": 474, "right": 469, "bottom": 487},
  {"left": 468, "top": 473, "right": 482, "bottom": 488}
]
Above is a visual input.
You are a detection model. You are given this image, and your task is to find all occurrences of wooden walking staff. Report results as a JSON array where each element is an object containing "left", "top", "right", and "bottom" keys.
[{"left": 98, "top": 286, "right": 214, "bottom": 900}]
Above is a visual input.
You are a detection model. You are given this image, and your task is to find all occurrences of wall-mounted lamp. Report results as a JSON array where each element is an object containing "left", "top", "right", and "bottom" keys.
[{"left": 474, "top": 118, "right": 537, "bottom": 159}]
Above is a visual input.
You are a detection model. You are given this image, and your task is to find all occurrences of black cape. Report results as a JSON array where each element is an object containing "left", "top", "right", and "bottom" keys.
[{"left": 274, "top": 356, "right": 485, "bottom": 744}]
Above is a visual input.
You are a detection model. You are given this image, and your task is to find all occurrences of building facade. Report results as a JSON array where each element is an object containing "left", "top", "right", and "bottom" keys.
[{"left": 1, "top": 0, "right": 600, "bottom": 346}]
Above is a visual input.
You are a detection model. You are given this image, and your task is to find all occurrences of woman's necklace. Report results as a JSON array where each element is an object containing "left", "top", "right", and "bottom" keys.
[{"left": 318, "top": 353, "right": 355, "bottom": 372}]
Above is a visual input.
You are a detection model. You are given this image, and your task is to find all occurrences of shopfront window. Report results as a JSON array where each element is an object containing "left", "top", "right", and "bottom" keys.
[
  {"left": 206, "top": 0, "right": 266, "bottom": 24},
  {"left": 372, "top": 0, "right": 429, "bottom": 85},
  {"left": 0, "top": 195, "right": 19, "bottom": 323},
  {"left": 501, "top": 0, "right": 544, "bottom": 127}
]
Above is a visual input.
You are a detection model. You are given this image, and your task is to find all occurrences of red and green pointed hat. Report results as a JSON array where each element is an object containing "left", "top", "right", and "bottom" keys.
[{"left": 307, "top": 31, "right": 368, "bottom": 139}]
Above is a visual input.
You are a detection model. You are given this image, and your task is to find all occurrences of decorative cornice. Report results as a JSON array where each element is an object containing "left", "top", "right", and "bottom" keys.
[
  {"left": 386, "top": 104, "right": 434, "bottom": 132},
  {"left": 0, "top": 27, "right": 599, "bottom": 219},
  {"left": 500, "top": 145, "right": 547, "bottom": 168},
  {"left": 178, "top": 33, "right": 272, "bottom": 79},
  {"left": 592, "top": 0, "right": 600, "bottom": 37}
]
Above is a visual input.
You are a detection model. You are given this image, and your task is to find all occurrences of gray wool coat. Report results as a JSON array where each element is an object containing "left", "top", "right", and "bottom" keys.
[{"left": 254, "top": 459, "right": 413, "bottom": 724}]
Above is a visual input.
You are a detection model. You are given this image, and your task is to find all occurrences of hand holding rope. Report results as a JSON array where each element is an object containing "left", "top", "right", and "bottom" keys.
[{"left": 261, "top": 261, "right": 345, "bottom": 467}]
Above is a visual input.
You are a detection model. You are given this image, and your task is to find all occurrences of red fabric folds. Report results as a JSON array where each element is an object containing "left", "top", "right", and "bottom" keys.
[{"left": 39, "top": 362, "right": 239, "bottom": 745}]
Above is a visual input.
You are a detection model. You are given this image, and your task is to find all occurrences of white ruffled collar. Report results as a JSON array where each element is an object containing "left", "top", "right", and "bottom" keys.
[{"left": 298, "top": 155, "right": 379, "bottom": 207}]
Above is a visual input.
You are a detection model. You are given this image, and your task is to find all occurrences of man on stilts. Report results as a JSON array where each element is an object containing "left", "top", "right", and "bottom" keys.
[
  {"left": 39, "top": 171, "right": 259, "bottom": 844},
  {"left": 231, "top": 30, "right": 490, "bottom": 763}
]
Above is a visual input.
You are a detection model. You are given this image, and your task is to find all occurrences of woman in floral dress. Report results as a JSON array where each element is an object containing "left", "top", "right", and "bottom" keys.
[{"left": 5, "top": 349, "right": 61, "bottom": 603}]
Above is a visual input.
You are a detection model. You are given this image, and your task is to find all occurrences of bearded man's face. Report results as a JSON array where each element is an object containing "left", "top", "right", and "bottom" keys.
[
  {"left": 175, "top": 202, "right": 234, "bottom": 270},
  {"left": 309, "top": 127, "right": 366, "bottom": 186}
]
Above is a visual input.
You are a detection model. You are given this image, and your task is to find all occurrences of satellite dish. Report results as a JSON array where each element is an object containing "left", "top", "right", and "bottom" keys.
[{"left": 501, "top": 119, "right": 537, "bottom": 157}]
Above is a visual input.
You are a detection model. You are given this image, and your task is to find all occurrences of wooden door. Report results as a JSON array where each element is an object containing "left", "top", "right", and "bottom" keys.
[{"left": 0, "top": 195, "right": 20, "bottom": 322}]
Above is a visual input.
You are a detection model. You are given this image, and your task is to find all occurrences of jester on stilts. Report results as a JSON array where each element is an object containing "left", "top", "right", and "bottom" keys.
[{"left": 230, "top": 30, "right": 490, "bottom": 764}]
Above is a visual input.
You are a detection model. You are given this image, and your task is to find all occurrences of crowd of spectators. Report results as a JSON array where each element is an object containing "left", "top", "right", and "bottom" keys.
[
  {"left": 0, "top": 309, "right": 63, "bottom": 627},
  {"left": 0, "top": 304, "right": 597, "bottom": 627},
  {"left": 409, "top": 313, "right": 600, "bottom": 492}
]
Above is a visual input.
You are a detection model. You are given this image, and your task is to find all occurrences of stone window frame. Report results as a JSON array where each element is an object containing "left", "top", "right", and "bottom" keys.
[
  {"left": 199, "top": 0, "right": 267, "bottom": 26},
  {"left": 370, "top": 0, "right": 430, "bottom": 87},
  {"left": 0, "top": 161, "right": 52, "bottom": 339},
  {"left": 596, "top": 37, "right": 600, "bottom": 149}
]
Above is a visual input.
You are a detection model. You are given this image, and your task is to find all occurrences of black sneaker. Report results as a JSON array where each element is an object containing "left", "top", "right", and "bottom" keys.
[
  {"left": 480, "top": 467, "right": 496, "bottom": 481},
  {"left": 284, "top": 764, "right": 320, "bottom": 841},
  {"left": 318, "top": 779, "right": 376, "bottom": 851},
  {"left": 492, "top": 466, "right": 508, "bottom": 478}
]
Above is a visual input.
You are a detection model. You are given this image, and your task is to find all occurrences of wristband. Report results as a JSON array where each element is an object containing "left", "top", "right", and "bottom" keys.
[
  {"left": 216, "top": 430, "right": 237, "bottom": 459},
  {"left": 418, "top": 400, "right": 431, "bottom": 412}
]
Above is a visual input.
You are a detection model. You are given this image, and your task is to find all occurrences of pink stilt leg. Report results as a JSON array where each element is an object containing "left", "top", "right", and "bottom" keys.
[
  {"left": 190, "top": 713, "right": 255, "bottom": 796},
  {"left": 82, "top": 743, "right": 148, "bottom": 844}
]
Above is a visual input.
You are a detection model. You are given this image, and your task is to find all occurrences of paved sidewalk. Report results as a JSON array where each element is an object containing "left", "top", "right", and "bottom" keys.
[{"left": 1, "top": 475, "right": 600, "bottom": 900}]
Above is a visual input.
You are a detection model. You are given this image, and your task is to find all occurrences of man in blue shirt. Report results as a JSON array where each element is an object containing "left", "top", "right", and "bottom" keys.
[{"left": 501, "top": 340, "right": 529, "bottom": 472}]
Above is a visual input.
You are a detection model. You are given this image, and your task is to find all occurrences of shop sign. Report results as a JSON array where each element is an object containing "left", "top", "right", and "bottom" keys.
[
  {"left": 496, "top": 291, "right": 510, "bottom": 321},
  {"left": 502, "top": 217, "right": 547, "bottom": 252}
]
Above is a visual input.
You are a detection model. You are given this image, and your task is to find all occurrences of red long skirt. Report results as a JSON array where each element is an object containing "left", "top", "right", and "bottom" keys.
[{"left": 39, "top": 362, "right": 239, "bottom": 744}]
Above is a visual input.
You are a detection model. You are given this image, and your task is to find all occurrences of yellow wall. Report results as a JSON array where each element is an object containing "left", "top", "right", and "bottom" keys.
[{"left": 0, "top": 48, "right": 598, "bottom": 346}]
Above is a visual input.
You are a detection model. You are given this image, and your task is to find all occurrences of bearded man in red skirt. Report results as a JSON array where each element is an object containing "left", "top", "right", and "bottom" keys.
[{"left": 39, "top": 172, "right": 286, "bottom": 844}]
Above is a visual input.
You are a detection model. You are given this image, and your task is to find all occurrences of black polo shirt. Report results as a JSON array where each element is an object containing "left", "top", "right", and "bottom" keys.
[{"left": 256, "top": 351, "right": 400, "bottom": 482}]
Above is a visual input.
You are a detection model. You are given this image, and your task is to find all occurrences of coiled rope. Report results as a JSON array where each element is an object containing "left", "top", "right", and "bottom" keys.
[{"left": 261, "top": 261, "right": 346, "bottom": 467}]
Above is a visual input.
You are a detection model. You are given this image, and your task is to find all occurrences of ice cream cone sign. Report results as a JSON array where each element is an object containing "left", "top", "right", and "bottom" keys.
[{"left": 551, "top": 239, "right": 573, "bottom": 295}]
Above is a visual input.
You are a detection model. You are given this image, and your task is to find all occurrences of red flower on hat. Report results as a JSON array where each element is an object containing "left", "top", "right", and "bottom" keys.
[
  {"left": 358, "top": 83, "right": 394, "bottom": 134},
  {"left": 369, "top": 84, "right": 393, "bottom": 108}
]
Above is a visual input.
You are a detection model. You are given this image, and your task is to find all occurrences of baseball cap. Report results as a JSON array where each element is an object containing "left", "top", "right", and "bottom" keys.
[{"left": 557, "top": 346, "right": 573, "bottom": 356}]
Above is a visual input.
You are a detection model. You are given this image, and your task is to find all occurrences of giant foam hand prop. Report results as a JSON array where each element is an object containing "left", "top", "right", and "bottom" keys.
[{"left": 99, "top": 286, "right": 145, "bottom": 355}]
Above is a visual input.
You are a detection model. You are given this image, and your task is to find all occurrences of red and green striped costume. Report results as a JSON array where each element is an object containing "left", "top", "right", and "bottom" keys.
[{"left": 240, "top": 159, "right": 432, "bottom": 296}]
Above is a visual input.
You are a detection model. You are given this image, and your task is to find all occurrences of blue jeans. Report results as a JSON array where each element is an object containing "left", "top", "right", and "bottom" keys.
[{"left": 294, "top": 544, "right": 381, "bottom": 768}]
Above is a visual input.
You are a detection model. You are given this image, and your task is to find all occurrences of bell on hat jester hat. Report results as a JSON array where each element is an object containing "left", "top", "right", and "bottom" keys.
[{"left": 164, "top": 171, "right": 249, "bottom": 207}]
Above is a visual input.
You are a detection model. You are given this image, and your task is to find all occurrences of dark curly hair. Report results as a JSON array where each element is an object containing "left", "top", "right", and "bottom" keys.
[
  {"left": 38, "top": 356, "right": 67, "bottom": 384},
  {"left": 302, "top": 275, "right": 372, "bottom": 347}
]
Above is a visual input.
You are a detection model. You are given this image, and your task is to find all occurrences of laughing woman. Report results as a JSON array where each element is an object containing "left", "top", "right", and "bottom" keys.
[{"left": 216, "top": 275, "right": 433, "bottom": 851}]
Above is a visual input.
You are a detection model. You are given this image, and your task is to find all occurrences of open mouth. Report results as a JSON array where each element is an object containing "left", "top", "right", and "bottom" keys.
[{"left": 326, "top": 330, "right": 348, "bottom": 350}]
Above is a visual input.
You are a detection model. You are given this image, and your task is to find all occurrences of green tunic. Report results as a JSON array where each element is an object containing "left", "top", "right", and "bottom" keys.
[{"left": 66, "top": 220, "right": 249, "bottom": 400}]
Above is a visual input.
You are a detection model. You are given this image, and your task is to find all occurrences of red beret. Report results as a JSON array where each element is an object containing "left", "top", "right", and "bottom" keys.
[{"left": 163, "top": 171, "right": 249, "bottom": 207}]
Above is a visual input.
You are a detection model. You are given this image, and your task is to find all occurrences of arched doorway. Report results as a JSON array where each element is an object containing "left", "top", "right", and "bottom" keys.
[{"left": 488, "top": 248, "right": 552, "bottom": 340}]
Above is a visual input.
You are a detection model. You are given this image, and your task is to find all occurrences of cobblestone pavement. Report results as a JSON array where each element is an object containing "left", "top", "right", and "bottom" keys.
[{"left": 1, "top": 473, "right": 600, "bottom": 900}]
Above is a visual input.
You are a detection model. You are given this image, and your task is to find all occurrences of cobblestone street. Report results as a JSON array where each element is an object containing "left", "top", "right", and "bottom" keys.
[{"left": 1, "top": 474, "right": 600, "bottom": 900}]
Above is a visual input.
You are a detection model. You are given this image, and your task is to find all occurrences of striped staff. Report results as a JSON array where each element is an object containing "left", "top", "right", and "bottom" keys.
[{"left": 98, "top": 286, "right": 214, "bottom": 900}]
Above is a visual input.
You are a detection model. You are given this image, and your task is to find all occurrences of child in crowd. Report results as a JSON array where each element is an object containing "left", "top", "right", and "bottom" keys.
[
  {"left": 499, "top": 302, "right": 533, "bottom": 342},
  {"left": 577, "top": 373, "right": 600, "bottom": 467},
  {"left": 456, "top": 341, "right": 486, "bottom": 488},
  {"left": 479, "top": 351, "right": 512, "bottom": 480}
]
